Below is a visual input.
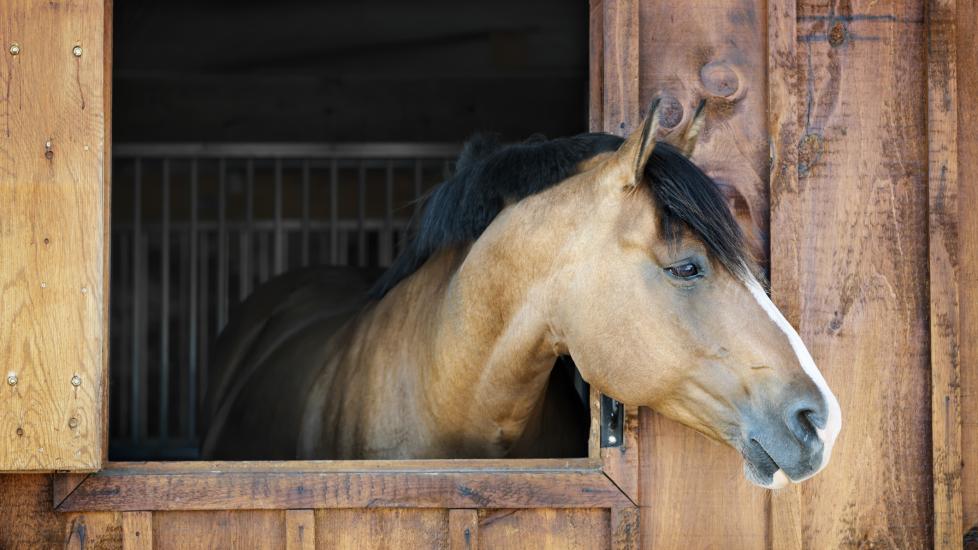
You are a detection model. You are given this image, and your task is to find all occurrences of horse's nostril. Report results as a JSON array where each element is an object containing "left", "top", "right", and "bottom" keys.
[{"left": 786, "top": 404, "right": 822, "bottom": 446}]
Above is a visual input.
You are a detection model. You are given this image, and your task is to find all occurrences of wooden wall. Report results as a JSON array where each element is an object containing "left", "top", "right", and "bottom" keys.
[
  {"left": 594, "top": 0, "right": 977, "bottom": 547},
  {"left": 0, "top": 474, "right": 618, "bottom": 549},
  {"left": 0, "top": 0, "right": 110, "bottom": 470}
]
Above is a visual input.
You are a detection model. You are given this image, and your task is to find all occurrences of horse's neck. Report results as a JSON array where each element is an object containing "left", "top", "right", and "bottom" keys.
[{"left": 373, "top": 239, "right": 559, "bottom": 456}]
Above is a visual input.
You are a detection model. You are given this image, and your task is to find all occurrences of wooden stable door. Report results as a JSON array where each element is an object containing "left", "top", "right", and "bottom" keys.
[{"left": 0, "top": 0, "right": 111, "bottom": 471}]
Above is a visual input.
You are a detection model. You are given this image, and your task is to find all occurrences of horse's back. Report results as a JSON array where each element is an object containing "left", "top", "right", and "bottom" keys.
[{"left": 200, "top": 265, "right": 378, "bottom": 459}]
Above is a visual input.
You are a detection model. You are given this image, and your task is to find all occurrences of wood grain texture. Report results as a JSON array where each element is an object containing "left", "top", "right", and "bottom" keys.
[
  {"left": 769, "top": 1, "right": 932, "bottom": 548},
  {"left": 0, "top": 0, "right": 108, "bottom": 471},
  {"left": 600, "top": 0, "right": 640, "bottom": 135},
  {"left": 631, "top": 1, "right": 771, "bottom": 547},
  {"left": 315, "top": 509, "right": 447, "bottom": 550},
  {"left": 599, "top": 404, "right": 639, "bottom": 504},
  {"left": 0, "top": 474, "right": 121, "bottom": 548},
  {"left": 449, "top": 509, "right": 479, "bottom": 550},
  {"left": 766, "top": 1, "right": 805, "bottom": 548},
  {"left": 53, "top": 472, "right": 91, "bottom": 507},
  {"left": 58, "top": 463, "right": 632, "bottom": 511},
  {"left": 610, "top": 506, "right": 638, "bottom": 550},
  {"left": 477, "top": 509, "right": 609, "bottom": 550},
  {"left": 286, "top": 510, "right": 316, "bottom": 550},
  {"left": 639, "top": 0, "right": 770, "bottom": 261},
  {"left": 958, "top": 0, "right": 978, "bottom": 539},
  {"left": 122, "top": 511, "right": 153, "bottom": 550},
  {"left": 927, "top": 0, "right": 964, "bottom": 547},
  {"left": 153, "top": 511, "right": 285, "bottom": 550}
]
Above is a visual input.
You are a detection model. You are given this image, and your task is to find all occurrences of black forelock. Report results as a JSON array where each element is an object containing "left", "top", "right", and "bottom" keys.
[{"left": 368, "top": 133, "right": 750, "bottom": 299}]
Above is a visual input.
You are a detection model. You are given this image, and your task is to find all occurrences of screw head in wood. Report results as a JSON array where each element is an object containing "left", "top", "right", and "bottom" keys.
[
  {"left": 9, "top": 43, "right": 21, "bottom": 56},
  {"left": 72, "top": 45, "right": 83, "bottom": 57},
  {"left": 68, "top": 417, "right": 79, "bottom": 429},
  {"left": 71, "top": 375, "right": 82, "bottom": 387},
  {"left": 6, "top": 374, "right": 17, "bottom": 386}
]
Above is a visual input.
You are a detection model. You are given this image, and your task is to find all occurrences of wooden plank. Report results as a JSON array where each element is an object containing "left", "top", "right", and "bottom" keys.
[
  {"left": 52, "top": 473, "right": 90, "bottom": 507},
  {"left": 477, "top": 508, "right": 610, "bottom": 550},
  {"left": 104, "top": 457, "right": 597, "bottom": 473},
  {"left": 153, "top": 511, "right": 285, "bottom": 550},
  {"left": 625, "top": 1, "right": 771, "bottom": 548},
  {"left": 601, "top": 0, "right": 639, "bottom": 135},
  {"left": 0, "top": 474, "right": 121, "bottom": 548},
  {"left": 927, "top": 0, "right": 964, "bottom": 548},
  {"left": 0, "top": 0, "right": 109, "bottom": 471},
  {"left": 449, "top": 509, "right": 479, "bottom": 550},
  {"left": 766, "top": 1, "right": 804, "bottom": 548},
  {"left": 58, "top": 465, "right": 632, "bottom": 511},
  {"left": 610, "top": 506, "right": 639, "bottom": 550},
  {"left": 316, "top": 509, "right": 447, "bottom": 550},
  {"left": 123, "top": 511, "right": 153, "bottom": 550},
  {"left": 285, "top": 510, "right": 316, "bottom": 550},
  {"left": 599, "top": 405, "right": 639, "bottom": 504},
  {"left": 769, "top": 1, "right": 932, "bottom": 548},
  {"left": 588, "top": 0, "right": 605, "bottom": 132},
  {"left": 958, "top": 0, "right": 978, "bottom": 539}
]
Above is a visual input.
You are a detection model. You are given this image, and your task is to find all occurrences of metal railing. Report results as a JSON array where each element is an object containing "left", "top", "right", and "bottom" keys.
[{"left": 109, "top": 143, "right": 459, "bottom": 459}]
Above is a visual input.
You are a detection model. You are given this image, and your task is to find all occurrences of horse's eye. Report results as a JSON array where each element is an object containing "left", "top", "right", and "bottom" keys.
[{"left": 667, "top": 262, "right": 700, "bottom": 279}]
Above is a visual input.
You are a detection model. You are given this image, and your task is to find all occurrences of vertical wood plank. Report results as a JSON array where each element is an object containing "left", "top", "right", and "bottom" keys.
[
  {"left": 123, "top": 511, "right": 153, "bottom": 550},
  {"left": 766, "top": 0, "right": 804, "bottom": 548},
  {"left": 0, "top": 0, "right": 109, "bottom": 471},
  {"left": 957, "top": 0, "right": 978, "bottom": 540},
  {"left": 316, "top": 509, "right": 447, "bottom": 550},
  {"left": 0, "top": 474, "right": 120, "bottom": 548},
  {"left": 927, "top": 0, "right": 964, "bottom": 547},
  {"left": 610, "top": 507, "right": 639, "bottom": 550},
  {"left": 477, "top": 508, "right": 610, "bottom": 550},
  {"left": 286, "top": 510, "right": 315, "bottom": 550},
  {"left": 601, "top": 0, "right": 640, "bottom": 135},
  {"left": 154, "top": 510, "right": 285, "bottom": 550},
  {"left": 449, "top": 509, "right": 479, "bottom": 550},
  {"left": 770, "top": 1, "right": 932, "bottom": 548},
  {"left": 630, "top": 1, "right": 771, "bottom": 548}
]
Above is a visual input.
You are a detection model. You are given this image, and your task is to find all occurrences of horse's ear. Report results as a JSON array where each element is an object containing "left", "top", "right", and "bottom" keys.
[
  {"left": 616, "top": 98, "right": 661, "bottom": 187},
  {"left": 676, "top": 99, "right": 707, "bottom": 157}
]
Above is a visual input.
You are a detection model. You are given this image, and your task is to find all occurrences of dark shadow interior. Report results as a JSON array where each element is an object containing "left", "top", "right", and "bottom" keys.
[{"left": 109, "top": 0, "right": 592, "bottom": 460}]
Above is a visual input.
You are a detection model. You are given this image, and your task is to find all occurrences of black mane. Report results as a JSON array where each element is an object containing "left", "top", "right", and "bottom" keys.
[{"left": 369, "top": 133, "right": 749, "bottom": 298}]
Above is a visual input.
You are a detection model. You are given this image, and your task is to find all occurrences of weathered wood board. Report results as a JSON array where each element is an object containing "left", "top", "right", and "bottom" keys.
[{"left": 0, "top": 0, "right": 109, "bottom": 471}]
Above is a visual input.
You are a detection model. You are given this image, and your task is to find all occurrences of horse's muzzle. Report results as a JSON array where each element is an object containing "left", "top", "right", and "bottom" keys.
[{"left": 739, "top": 395, "right": 830, "bottom": 488}]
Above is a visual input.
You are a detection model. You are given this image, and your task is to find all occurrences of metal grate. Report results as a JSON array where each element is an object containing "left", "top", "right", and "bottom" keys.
[{"left": 109, "top": 143, "right": 459, "bottom": 459}]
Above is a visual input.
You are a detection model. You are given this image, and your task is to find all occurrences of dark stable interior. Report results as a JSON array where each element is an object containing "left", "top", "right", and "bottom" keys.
[{"left": 109, "top": 0, "right": 592, "bottom": 460}]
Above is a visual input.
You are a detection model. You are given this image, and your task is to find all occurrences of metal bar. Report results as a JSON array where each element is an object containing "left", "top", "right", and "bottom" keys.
[
  {"left": 357, "top": 161, "right": 366, "bottom": 267},
  {"left": 138, "top": 230, "right": 149, "bottom": 444},
  {"left": 130, "top": 159, "right": 142, "bottom": 444},
  {"left": 160, "top": 159, "right": 171, "bottom": 442},
  {"left": 217, "top": 159, "right": 228, "bottom": 331},
  {"left": 273, "top": 159, "right": 284, "bottom": 275},
  {"left": 383, "top": 160, "right": 394, "bottom": 265},
  {"left": 329, "top": 160, "right": 339, "bottom": 265},
  {"left": 188, "top": 160, "right": 199, "bottom": 440},
  {"left": 118, "top": 231, "right": 131, "bottom": 438},
  {"left": 301, "top": 161, "right": 310, "bottom": 267},
  {"left": 258, "top": 231, "right": 270, "bottom": 283},
  {"left": 240, "top": 159, "right": 254, "bottom": 300},
  {"left": 114, "top": 142, "right": 460, "bottom": 160},
  {"left": 198, "top": 227, "right": 209, "bottom": 440},
  {"left": 413, "top": 159, "right": 423, "bottom": 216}
]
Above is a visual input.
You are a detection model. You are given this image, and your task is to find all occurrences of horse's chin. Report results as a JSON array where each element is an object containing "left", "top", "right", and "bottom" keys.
[{"left": 744, "top": 461, "right": 791, "bottom": 489}]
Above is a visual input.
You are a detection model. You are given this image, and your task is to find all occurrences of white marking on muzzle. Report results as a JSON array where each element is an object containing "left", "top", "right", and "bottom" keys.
[{"left": 745, "top": 278, "right": 842, "bottom": 481}]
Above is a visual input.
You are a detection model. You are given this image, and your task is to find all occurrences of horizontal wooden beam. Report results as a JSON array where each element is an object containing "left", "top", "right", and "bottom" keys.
[{"left": 56, "top": 461, "right": 631, "bottom": 511}]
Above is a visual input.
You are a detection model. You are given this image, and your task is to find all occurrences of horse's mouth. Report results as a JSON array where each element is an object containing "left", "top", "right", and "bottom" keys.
[{"left": 742, "top": 439, "right": 788, "bottom": 489}]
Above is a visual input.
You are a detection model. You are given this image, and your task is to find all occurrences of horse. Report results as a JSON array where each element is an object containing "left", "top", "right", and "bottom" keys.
[{"left": 201, "top": 100, "right": 842, "bottom": 489}]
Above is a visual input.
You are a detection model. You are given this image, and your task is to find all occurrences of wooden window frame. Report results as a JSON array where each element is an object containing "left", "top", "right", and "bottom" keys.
[{"left": 54, "top": 395, "right": 640, "bottom": 513}]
